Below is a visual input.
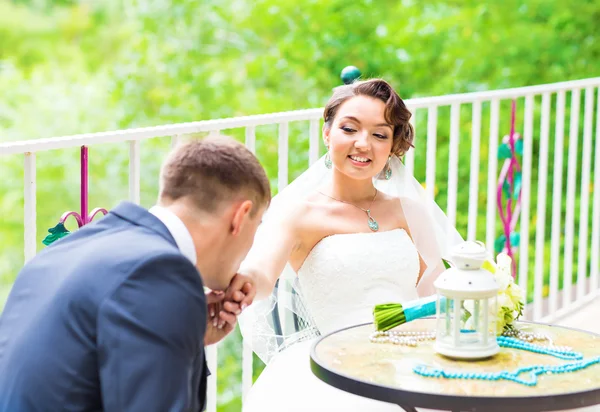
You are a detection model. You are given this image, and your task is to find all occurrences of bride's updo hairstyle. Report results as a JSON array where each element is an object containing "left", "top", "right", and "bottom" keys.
[{"left": 323, "top": 79, "right": 415, "bottom": 157}]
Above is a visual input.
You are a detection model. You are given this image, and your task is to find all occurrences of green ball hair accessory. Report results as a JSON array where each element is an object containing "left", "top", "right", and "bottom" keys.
[{"left": 341, "top": 66, "right": 361, "bottom": 85}]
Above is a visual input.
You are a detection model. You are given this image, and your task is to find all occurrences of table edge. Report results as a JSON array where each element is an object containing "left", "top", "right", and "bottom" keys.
[{"left": 309, "top": 319, "right": 600, "bottom": 411}]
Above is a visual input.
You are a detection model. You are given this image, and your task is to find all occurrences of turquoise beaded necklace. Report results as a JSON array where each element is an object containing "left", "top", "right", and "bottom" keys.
[
  {"left": 413, "top": 336, "right": 600, "bottom": 386},
  {"left": 496, "top": 336, "right": 583, "bottom": 360},
  {"left": 414, "top": 356, "right": 600, "bottom": 386}
]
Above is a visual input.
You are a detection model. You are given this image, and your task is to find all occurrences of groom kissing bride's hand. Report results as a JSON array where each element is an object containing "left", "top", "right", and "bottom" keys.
[
  {"left": 205, "top": 273, "right": 255, "bottom": 345},
  {"left": 208, "top": 272, "right": 257, "bottom": 333},
  {"left": 0, "top": 136, "right": 270, "bottom": 412}
]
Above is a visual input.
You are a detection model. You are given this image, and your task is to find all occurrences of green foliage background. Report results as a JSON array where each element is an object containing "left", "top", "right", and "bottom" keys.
[{"left": 1, "top": 1, "right": 599, "bottom": 410}]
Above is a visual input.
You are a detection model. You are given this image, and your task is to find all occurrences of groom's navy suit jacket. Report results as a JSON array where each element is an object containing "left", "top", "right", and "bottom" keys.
[{"left": 0, "top": 202, "right": 209, "bottom": 411}]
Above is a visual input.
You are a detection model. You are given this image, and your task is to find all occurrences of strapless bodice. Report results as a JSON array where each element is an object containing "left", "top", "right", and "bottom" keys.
[{"left": 297, "top": 228, "right": 420, "bottom": 335}]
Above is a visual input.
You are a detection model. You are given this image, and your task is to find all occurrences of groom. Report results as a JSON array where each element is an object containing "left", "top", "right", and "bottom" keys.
[{"left": 0, "top": 136, "right": 270, "bottom": 411}]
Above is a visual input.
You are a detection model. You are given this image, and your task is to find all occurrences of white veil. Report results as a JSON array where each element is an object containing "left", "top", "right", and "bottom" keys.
[{"left": 238, "top": 154, "right": 464, "bottom": 365}]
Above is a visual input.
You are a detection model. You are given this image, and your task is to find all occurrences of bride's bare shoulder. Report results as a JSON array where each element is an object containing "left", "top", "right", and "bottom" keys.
[
  {"left": 378, "top": 194, "right": 423, "bottom": 227},
  {"left": 286, "top": 192, "right": 335, "bottom": 229},
  {"left": 377, "top": 192, "right": 404, "bottom": 213},
  {"left": 381, "top": 193, "right": 422, "bottom": 209}
]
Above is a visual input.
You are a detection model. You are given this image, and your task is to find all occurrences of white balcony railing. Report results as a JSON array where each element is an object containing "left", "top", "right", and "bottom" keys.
[{"left": 1, "top": 77, "right": 599, "bottom": 411}]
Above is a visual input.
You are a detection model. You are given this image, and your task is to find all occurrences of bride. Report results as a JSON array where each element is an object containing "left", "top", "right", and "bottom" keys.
[{"left": 236, "top": 78, "right": 463, "bottom": 411}]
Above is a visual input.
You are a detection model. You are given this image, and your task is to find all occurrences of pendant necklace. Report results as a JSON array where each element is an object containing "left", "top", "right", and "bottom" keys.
[{"left": 319, "top": 189, "right": 379, "bottom": 232}]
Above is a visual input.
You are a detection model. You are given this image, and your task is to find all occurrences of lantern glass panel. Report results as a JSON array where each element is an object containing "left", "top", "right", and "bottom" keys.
[
  {"left": 436, "top": 295, "right": 498, "bottom": 348},
  {"left": 436, "top": 295, "right": 448, "bottom": 340}
]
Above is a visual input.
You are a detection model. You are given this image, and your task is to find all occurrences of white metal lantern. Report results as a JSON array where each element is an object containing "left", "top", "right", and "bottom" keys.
[{"left": 434, "top": 241, "right": 499, "bottom": 359}]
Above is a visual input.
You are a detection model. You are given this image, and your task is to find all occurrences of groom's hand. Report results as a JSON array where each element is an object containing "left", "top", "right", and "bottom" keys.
[{"left": 205, "top": 291, "right": 239, "bottom": 346}]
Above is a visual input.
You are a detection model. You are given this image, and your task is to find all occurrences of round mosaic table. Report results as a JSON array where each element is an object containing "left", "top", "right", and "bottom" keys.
[{"left": 310, "top": 318, "right": 600, "bottom": 412}]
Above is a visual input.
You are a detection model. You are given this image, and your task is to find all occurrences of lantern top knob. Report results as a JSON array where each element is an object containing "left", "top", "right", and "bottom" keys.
[
  {"left": 450, "top": 240, "right": 488, "bottom": 270},
  {"left": 434, "top": 241, "right": 498, "bottom": 298}
]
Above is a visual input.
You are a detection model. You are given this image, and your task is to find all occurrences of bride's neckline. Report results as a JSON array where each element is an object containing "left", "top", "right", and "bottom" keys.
[{"left": 295, "top": 228, "right": 408, "bottom": 274}]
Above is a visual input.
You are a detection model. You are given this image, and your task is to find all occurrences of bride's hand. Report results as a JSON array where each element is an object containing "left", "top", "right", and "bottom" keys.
[
  {"left": 223, "top": 272, "right": 256, "bottom": 313},
  {"left": 208, "top": 273, "right": 255, "bottom": 330}
]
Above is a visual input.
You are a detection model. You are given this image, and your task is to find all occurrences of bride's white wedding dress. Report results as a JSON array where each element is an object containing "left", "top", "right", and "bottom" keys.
[{"left": 242, "top": 228, "right": 421, "bottom": 412}]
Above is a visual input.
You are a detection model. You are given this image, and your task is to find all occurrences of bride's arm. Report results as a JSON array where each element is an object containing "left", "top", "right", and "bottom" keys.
[
  {"left": 236, "top": 202, "right": 309, "bottom": 301},
  {"left": 213, "top": 213, "right": 300, "bottom": 330},
  {"left": 239, "top": 225, "right": 295, "bottom": 299}
]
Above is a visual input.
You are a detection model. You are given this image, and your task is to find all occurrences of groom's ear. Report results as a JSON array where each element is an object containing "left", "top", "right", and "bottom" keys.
[{"left": 230, "top": 200, "right": 253, "bottom": 235}]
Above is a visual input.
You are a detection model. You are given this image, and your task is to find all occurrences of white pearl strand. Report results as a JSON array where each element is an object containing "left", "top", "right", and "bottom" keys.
[
  {"left": 369, "top": 330, "right": 436, "bottom": 346},
  {"left": 501, "top": 329, "right": 573, "bottom": 353},
  {"left": 369, "top": 328, "right": 573, "bottom": 352}
]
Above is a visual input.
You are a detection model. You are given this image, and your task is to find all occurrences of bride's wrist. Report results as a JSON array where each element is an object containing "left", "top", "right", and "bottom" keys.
[{"left": 240, "top": 267, "right": 272, "bottom": 300}]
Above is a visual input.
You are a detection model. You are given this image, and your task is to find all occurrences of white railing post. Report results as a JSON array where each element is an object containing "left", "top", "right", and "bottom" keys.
[
  {"left": 591, "top": 88, "right": 600, "bottom": 295},
  {"left": 241, "top": 342, "right": 253, "bottom": 402},
  {"left": 240, "top": 127, "right": 256, "bottom": 405},
  {"left": 533, "top": 93, "right": 551, "bottom": 320},
  {"left": 24, "top": 152, "right": 36, "bottom": 263},
  {"left": 549, "top": 91, "right": 566, "bottom": 316},
  {"left": 425, "top": 106, "right": 438, "bottom": 200},
  {"left": 245, "top": 126, "right": 256, "bottom": 154},
  {"left": 447, "top": 103, "right": 460, "bottom": 227},
  {"left": 467, "top": 101, "right": 481, "bottom": 241},
  {"left": 129, "top": 141, "right": 141, "bottom": 204},
  {"left": 171, "top": 134, "right": 181, "bottom": 149},
  {"left": 576, "top": 87, "right": 595, "bottom": 300},
  {"left": 518, "top": 94, "right": 534, "bottom": 302},
  {"left": 486, "top": 99, "right": 500, "bottom": 255},
  {"left": 278, "top": 122, "right": 289, "bottom": 191},
  {"left": 206, "top": 345, "right": 217, "bottom": 412},
  {"left": 309, "top": 119, "right": 320, "bottom": 166},
  {"left": 203, "top": 129, "right": 224, "bottom": 412},
  {"left": 563, "top": 89, "right": 581, "bottom": 307}
]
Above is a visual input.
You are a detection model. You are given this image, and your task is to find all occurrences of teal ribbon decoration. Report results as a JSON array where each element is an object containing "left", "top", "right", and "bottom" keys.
[
  {"left": 42, "top": 222, "right": 71, "bottom": 246},
  {"left": 373, "top": 296, "right": 446, "bottom": 331},
  {"left": 404, "top": 295, "right": 442, "bottom": 323}
]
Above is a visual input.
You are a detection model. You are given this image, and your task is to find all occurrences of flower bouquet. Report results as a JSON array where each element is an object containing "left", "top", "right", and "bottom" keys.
[
  {"left": 480, "top": 252, "right": 525, "bottom": 334},
  {"left": 373, "top": 295, "right": 442, "bottom": 331}
]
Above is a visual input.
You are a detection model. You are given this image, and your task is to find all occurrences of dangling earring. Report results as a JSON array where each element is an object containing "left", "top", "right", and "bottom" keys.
[
  {"left": 324, "top": 151, "right": 332, "bottom": 169},
  {"left": 384, "top": 157, "right": 392, "bottom": 180}
]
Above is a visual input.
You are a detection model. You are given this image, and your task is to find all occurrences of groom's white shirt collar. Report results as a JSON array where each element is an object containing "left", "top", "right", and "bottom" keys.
[{"left": 149, "top": 205, "right": 197, "bottom": 266}]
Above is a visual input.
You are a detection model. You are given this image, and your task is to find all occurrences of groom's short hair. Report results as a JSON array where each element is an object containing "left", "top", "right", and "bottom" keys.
[{"left": 159, "top": 136, "right": 271, "bottom": 216}]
